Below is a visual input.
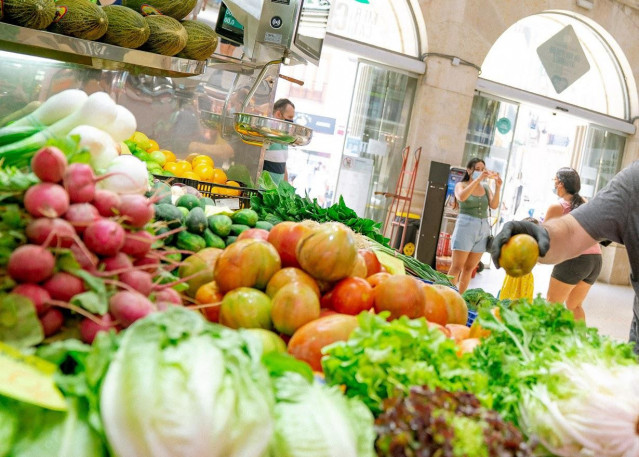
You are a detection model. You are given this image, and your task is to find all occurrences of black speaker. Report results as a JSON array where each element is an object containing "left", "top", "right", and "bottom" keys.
[{"left": 415, "top": 161, "right": 450, "bottom": 267}]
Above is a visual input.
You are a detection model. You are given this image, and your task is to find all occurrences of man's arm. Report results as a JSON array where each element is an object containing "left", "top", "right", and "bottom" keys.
[
  {"left": 539, "top": 214, "right": 598, "bottom": 264},
  {"left": 284, "top": 165, "right": 288, "bottom": 183}
]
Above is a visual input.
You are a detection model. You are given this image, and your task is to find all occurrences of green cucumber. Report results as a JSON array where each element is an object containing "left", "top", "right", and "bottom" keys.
[
  {"left": 156, "top": 226, "right": 175, "bottom": 245},
  {"left": 231, "top": 208, "right": 259, "bottom": 227},
  {"left": 154, "top": 203, "right": 183, "bottom": 229},
  {"left": 176, "top": 231, "right": 205, "bottom": 252},
  {"left": 203, "top": 229, "right": 225, "bottom": 249},
  {"left": 207, "top": 214, "right": 233, "bottom": 237},
  {"left": 255, "top": 221, "right": 274, "bottom": 231},
  {"left": 176, "top": 194, "right": 200, "bottom": 211},
  {"left": 229, "top": 224, "right": 250, "bottom": 236},
  {"left": 185, "top": 207, "right": 207, "bottom": 235}
]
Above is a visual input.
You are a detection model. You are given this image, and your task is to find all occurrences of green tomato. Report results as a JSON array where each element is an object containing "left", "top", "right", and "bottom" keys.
[{"left": 150, "top": 150, "right": 167, "bottom": 166}]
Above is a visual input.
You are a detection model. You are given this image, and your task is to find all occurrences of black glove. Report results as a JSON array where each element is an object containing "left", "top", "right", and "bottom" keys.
[{"left": 490, "top": 220, "right": 550, "bottom": 269}]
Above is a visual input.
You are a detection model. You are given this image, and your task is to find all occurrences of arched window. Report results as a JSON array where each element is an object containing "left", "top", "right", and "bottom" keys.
[
  {"left": 326, "top": 0, "right": 426, "bottom": 57},
  {"left": 481, "top": 12, "right": 630, "bottom": 119}
]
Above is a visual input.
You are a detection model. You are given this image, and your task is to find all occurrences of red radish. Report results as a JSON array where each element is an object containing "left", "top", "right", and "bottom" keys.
[
  {"left": 31, "top": 146, "right": 68, "bottom": 183},
  {"left": 40, "top": 308, "right": 64, "bottom": 337},
  {"left": 80, "top": 313, "right": 119, "bottom": 344},
  {"left": 100, "top": 252, "right": 133, "bottom": 273},
  {"left": 119, "top": 270, "right": 153, "bottom": 296},
  {"left": 83, "top": 219, "right": 125, "bottom": 257},
  {"left": 12, "top": 284, "right": 51, "bottom": 315},
  {"left": 133, "top": 255, "right": 160, "bottom": 274},
  {"left": 26, "top": 218, "right": 76, "bottom": 248},
  {"left": 154, "top": 288, "right": 182, "bottom": 305},
  {"left": 109, "top": 291, "right": 155, "bottom": 327},
  {"left": 64, "top": 203, "right": 100, "bottom": 234},
  {"left": 23, "top": 183, "right": 70, "bottom": 218},
  {"left": 121, "top": 230, "right": 154, "bottom": 258},
  {"left": 93, "top": 189, "right": 121, "bottom": 217},
  {"left": 64, "top": 163, "right": 98, "bottom": 203},
  {"left": 42, "top": 272, "right": 86, "bottom": 302},
  {"left": 8, "top": 245, "right": 55, "bottom": 283},
  {"left": 70, "top": 242, "right": 98, "bottom": 271},
  {"left": 117, "top": 194, "right": 154, "bottom": 228}
]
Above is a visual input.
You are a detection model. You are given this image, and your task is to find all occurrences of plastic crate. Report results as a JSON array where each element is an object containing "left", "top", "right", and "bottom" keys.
[
  {"left": 153, "top": 175, "right": 258, "bottom": 209},
  {"left": 466, "top": 310, "right": 478, "bottom": 327}
]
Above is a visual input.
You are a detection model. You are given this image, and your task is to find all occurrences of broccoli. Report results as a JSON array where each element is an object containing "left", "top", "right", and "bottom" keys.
[{"left": 462, "top": 288, "right": 498, "bottom": 311}]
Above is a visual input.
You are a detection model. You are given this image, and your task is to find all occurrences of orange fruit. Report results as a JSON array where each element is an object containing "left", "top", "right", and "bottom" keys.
[
  {"left": 174, "top": 161, "right": 192, "bottom": 177},
  {"left": 163, "top": 162, "right": 179, "bottom": 174},
  {"left": 225, "top": 180, "right": 241, "bottom": 196},
  {"left": 160, "top": 150, "right": 176, "bottom": 163},
  {"left": 212, "top": 186, "right": 228, "bottom": 196},
  {"left": 146, "top": 139, "right": 160, "bottom": 153},
  {"left": 499, "top": 234, "right": 539, "bottom": 277},
  {"left": 182, "top": 171, "right": 200, "bottom": 181},
  {"left": 211, "top": 168, "right": 227, "bottom": 184},
  {"left": 192, "top": 155, "right": 214, "bottom": 168},
  {"left": 193, "top": 164, "right": 214, "bottom": 182}
]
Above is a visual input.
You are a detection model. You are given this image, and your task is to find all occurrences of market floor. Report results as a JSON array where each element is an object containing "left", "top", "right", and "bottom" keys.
[{"left": 468, "top": 262, "right": 635, "bottom": 342}]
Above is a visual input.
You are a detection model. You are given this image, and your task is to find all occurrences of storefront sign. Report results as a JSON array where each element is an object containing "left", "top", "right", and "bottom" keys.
[
  {"left": 536, "top": 25, "right": 590, "bottom": 94},
  {"left": 496, "top": 117, "right": 512, "bottom": 134},
  {"left": 295, "top": 112, "right": 336, "bottom": 135}
]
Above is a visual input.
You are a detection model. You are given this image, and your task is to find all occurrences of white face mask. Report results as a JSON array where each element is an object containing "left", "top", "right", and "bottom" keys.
[{"left": 472, "top": 171, "right": 482, "bottom": 180}]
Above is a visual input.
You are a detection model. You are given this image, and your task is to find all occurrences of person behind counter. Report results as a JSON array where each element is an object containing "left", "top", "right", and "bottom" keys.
[
  {"left": 263, "top": 98, "right": 295, "bottom": 185},
  {"left": 448, "top": 158, "right": 502, "bottom": 293}
]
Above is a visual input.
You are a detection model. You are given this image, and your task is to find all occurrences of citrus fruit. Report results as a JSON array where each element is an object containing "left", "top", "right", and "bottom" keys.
[
  {"left": 163, "top": 162, "right": 179, "bottom": 174},
  {"left": 194, "top": 164, "right": 214, "bottom": 182},
  {"left": 161, "top": 149, "right": 176, "bottom": 163},
  {"left": 183, "top": 171, "right": 200, "bottom": 180},
  {"left": 499, "top": 233, "right": 539, "bottom": 277},
  {"left": 174, "top": 161, "right": 192, "bottom": 177},
  {"left": 150, "top": 150, "right": 167, "bottom": 166},
  {"left": 146, "top": 139, "right": 159, "bottom": 153},
  {"left": 211, "top": 168, "right": 227, "bottom": 184},
  {"left": 130, "top": 131, "right": 150, "bottom": 150},
  {"left": 225, "top": 180, "right": 241, "bottom": 196},
  {"left": 192, "top": 155, "right": 214, "bottom": 168},
  {"left": 212, "top": 186, "right": 227, "bottom": 196}
]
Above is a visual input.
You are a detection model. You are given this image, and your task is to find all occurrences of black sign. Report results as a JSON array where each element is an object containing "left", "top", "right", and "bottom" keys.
[{"left": 270, "top": 16, "right": 283, "bottom": 29}]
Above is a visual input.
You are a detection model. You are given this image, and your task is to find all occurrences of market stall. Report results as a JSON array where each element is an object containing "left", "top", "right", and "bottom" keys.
[{"left": 1, "top": 2, "right": 639, "bottom": 457}]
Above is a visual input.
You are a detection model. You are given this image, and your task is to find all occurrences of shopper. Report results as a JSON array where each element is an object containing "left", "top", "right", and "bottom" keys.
[
  {"left": 263, "top": 98, "right": 295, "bottom": 185},
  {"left": 491, "top": 161, "right": 639, "bottom": 352},
  {"left": 448, "top": 158, "right": 502, "bottom": 293},
  {"left": 544, "top": 168, "right": 602, "bottom": 321}
]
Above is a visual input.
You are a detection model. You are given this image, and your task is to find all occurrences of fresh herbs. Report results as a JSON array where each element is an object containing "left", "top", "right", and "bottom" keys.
[
  {"left": 0, "top": 204, "right": 29, "bottom": 266},
  {"left": 322, "top": 311, "right": 486, "bottom": 416},
  {"left": 375, "top": 386, "right": 536, "bottom": 457},
  {"left": 251, "top": 173, "right": 390, "bottom": 246}
]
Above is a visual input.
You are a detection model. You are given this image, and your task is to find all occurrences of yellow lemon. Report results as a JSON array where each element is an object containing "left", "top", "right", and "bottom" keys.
[
  {"left": 146, "top": 139, "right": 159, "bottom": 153},
  {"left": 211, "top": 168, "right": 227, "bottom": 184},
  {"left": 161, "top": 149, "right": 177, "bottom": 163},
  {"left": 194, "top": 164, "right": 214, "bottom": 182},
  {"left": 225, "top": 180, "right": 242, "bottom": 196}
]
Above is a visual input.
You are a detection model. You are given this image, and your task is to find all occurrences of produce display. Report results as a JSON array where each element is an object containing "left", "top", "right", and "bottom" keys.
[
  {"left": 0, "top": 0, "right": 218, "bottom": 61},
  {"left": 1, "top": 88, "right": 639, "bottom": 457}
]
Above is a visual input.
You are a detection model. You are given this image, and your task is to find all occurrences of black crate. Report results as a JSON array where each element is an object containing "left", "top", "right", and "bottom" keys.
[{"left": 152, "top": 175, "right": 258, "bottom": 209}]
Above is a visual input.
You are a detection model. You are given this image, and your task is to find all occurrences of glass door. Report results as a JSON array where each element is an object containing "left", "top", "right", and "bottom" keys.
[
  {"left": 578, "top": 126, "right": 625, "bottom": 198},
  {"left": 335, "top": 61, "right": 417, "bottom": 222}
]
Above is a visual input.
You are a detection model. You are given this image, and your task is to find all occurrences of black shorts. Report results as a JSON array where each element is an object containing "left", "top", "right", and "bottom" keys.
[{"left": 551, "top": 253, "right": 603, "bottom": 285}]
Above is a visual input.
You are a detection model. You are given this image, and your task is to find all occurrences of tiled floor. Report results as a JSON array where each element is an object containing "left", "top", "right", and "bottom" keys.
[{"left": 468, "top": 262, "right": 635, "bottom": 341}]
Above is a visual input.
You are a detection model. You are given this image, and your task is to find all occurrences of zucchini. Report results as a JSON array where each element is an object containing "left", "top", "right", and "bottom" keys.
[{"left": 154, "top": 203, "right": 183, "bottom": 229}]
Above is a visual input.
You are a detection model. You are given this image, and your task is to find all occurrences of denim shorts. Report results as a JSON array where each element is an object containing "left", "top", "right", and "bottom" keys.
[{"left": 451, "top": 213, "right": 491, "bottom": 253}]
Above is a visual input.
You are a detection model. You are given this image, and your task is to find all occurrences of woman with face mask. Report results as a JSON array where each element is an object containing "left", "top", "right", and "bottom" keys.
[
  {"left": 544, "top": 167, "right": 602, "bottom": 321},
  {"left": 448, "top": 157, "right": 502, "bottom": 293}
]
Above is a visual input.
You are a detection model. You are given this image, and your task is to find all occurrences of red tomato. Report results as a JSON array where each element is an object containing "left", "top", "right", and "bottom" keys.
[
  {"left": 237, "top": 228, "right": 270, "bottom": 242},
  {"left": 320, "top": 290, "right": 334, "bottom": 309},
  {"left": 267, "top": 222, "right": 313, "bottom": 268},
  {"left": 288, "top": 314, "right": 358, "bottom": 372},
  {"left": 418, "top": 282, "right": 448, "bottom": 326},
  {"left": 374, "top": 275, "right": 425, "bottom": 320},
  {"left": 331, "top": 277, "right": 374, "bottom": 315},
  {"left": 366, "top": 272, "right": 391, "bottom": 288},
  {"left": 358, "top": 249, "right": 382, "bottom": 276}
]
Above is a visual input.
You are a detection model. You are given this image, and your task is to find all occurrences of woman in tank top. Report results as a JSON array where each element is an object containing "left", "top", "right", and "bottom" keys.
[
  {"left": 448, "top": 158, "right": 502, "bottom": 293},
  {"left": 545, "top": 167, "right": 602, "bottom": 321}
]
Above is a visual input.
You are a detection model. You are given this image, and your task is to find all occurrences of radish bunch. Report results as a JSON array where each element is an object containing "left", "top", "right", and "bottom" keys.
[{"left": 9, "top": 146, "right": 189, "bottom": 343}]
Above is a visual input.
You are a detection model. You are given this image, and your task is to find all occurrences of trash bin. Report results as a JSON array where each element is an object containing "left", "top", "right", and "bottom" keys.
[{"left": 391, "top": 212, "right": 421, "bottom": 256}]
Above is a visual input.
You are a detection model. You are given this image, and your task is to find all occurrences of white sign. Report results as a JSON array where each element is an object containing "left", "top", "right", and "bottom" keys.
[{"left": 537, "top": 25, "right": 590, "bottom": 94}]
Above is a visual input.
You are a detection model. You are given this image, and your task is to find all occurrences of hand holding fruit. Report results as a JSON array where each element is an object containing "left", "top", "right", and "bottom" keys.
[{"left": 490, "top": 220, "right": 549, "bottom": 275}]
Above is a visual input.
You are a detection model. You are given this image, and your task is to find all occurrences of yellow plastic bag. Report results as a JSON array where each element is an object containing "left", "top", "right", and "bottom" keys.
[{"left": 500, "top": 272, "right": 534, "bottom": 300}]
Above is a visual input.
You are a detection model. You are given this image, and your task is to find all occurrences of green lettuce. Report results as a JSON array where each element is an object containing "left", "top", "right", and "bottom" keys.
[
  {"left": 99, "top": 308, "right": 274, "bottom": 457},
  {"left": 269, "top": 372, "right": 375, "bottom": 457}
]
